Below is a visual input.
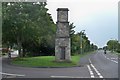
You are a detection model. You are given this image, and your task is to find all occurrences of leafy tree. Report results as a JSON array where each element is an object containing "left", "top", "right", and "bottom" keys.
[
  {"left": 117, "top": 42, "right": 120, "bottom": 53},
  {"left": 71, "top": 33, "right": 80, "bottom": 55},
  {"left": 2, "top": 2, "right": 56, "bottom": 57},
  {"left": 69, "top": 23, "right": 98, "bottom": 55},
  {"left": 107, "top": 40, "right": 118, "bottom": 52},
  {"left": 69, "top": 23, "right": 75, "bottom": 37}
]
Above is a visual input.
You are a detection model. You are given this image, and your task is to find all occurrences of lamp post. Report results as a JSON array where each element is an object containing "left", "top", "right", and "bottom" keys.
[{"left": 80, "top": 30, "right": 85, "bottom": 54}]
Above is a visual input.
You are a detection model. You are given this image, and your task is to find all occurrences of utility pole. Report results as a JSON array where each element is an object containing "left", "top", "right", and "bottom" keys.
[{"left": 80, "top": 30, "right": 85, "bottom": 54}]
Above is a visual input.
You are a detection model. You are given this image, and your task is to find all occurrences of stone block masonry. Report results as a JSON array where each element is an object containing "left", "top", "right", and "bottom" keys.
[{"left": 55, "top": 8, "right": 71, "bottom": 62}]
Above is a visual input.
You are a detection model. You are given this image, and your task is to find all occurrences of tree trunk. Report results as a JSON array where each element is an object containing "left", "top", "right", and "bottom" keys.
[
  {"left": 17, "top": 37, "right": 22, "bottom": 57},
  {"left": 18, "top": 42, "right": 22, "bottom": 57},
  {"left": 22, "top": 48, "right": 26, "bottom": 57}
]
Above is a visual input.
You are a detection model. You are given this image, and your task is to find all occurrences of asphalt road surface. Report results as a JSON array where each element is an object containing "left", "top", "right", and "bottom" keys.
[{"left": 1, "top": 50, "right": 118, "bottom": 78}]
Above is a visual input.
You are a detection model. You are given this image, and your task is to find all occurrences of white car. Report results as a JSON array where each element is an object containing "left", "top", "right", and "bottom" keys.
[{"left": 11, "top": 50, "right": 19, "bottom": 58}]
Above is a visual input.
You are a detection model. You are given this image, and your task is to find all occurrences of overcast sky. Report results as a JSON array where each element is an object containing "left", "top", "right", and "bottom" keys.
[{"left": 46, "top": 0, "right": 119, "bottom": 48}]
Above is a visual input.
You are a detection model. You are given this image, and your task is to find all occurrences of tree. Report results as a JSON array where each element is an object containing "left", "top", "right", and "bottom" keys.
[
  {"left": 107, "top": 40, "right": 118, "bottom": 52},
  {"left": 2, "top": 2, "right": 56, "bottom": 57},
  {"left": 71, "top": 33, "right": 80, "bottom": 55},
  {"left": 116, "top": 42, "right": 120, "bottom": 53},
  {"left": 69, "top": 23, "right": 98, "bottom": 55},
  {"left": 69, "top": 23, "right": 75, "bottom": 37}
]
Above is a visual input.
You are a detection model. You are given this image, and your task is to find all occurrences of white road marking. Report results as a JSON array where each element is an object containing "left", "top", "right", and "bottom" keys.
[
  {"left": 90, "top": 64, "right": 103, "bottom": 78},
  {"left": 111, "top": 60, "right": 118, "bottom": 64},
  {"left": 0, "top": 72, "right": 25, "bottom": 77},
  {"left": 51, "top": 76, "right": 70, "bottom": 78},
  {"left": 87, "top": 65, "right": 95, "bottom": 78},
  {"left": 102, "top": 53, "right": 107, "bottom": 59},
  {"left": 104, "top": 56, "right": 106, "bottom": 58},
  {"left": 111, "top": 58, "right": 118, "bottom": 60},
  {"left": 107, "top": 58, "right": 110, "bottom": 60},
  {"left": 89, "top": 58, "right": 92, "bottom": 64},
  {"left": 50, "top": 76, "right": 86, "bottom": 78},
  {"left": 102, "top": 53, "right": 118, "bottom": 64},
  {"left": 89, "top": 59, "right": 103, "bottom": 78}
]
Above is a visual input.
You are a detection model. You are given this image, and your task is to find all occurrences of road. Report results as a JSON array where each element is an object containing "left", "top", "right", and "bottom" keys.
[
  {"left": 89, "top": 50, "right": 118, "bottom": 78},
  {"left": 1, "top": 50, "right": 118, "bottom": 78}
]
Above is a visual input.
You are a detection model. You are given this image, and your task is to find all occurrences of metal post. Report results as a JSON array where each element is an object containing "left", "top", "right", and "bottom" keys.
[
  {"left": 113, "top": 41, "right": 114, "bottom": 52},
  {"left": 81, "top": 34, "right": 82, "bottom": 54},
  {"left": 80, "top": 30, "right": 85, "bottom": 54}
]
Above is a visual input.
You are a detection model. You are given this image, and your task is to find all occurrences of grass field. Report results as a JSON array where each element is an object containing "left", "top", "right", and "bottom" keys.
[
  {"left": 109, "top": 51, "right": 120, "bottom": 56},
  {"left": 12, "top": 51, "right": 95, "bottom": 67}
]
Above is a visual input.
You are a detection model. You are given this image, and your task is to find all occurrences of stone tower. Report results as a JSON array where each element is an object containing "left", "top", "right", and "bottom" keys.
[{"left": 55, "top": 8, "right": 71, "bottom": 62}]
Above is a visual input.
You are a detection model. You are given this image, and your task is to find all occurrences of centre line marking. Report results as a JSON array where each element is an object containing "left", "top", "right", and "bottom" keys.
[
  {"left": 89, "top": 59, "right": 103, "bottom": 78},
  {"left": 87, "top": 65, "right": 95, "bottom": 78}
]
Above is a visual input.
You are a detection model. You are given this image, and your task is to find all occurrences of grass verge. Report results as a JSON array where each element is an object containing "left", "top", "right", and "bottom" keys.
[
  {"left": 109, "top": 51, "right": 120, "bottom": 56},
  {"left": 12, "top": 51, "right": 95, "bottom": 67}
]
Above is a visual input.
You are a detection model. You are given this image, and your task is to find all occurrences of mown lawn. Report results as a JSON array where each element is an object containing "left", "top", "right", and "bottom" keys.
[
  {"left": 109, "top": 51, "right": 120, "bottom": 56},
  {"left": 12, "top": 51, "right": 95, "bottom": 67}
]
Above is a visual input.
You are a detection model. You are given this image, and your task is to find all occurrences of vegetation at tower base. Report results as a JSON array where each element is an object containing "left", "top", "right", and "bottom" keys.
[
  {"left": 12, "top": 51, "right": 95, "bottom": 67},
  {"left": 2, "top": 2, "right": 56, "bottom": 57}
]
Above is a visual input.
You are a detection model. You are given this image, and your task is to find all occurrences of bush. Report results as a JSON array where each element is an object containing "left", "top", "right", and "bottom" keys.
[
  {"left": 2, "top": 53, "right": 6, "bottom": 55},
  {"left": 116, "top": 50, "right": 120, "bottom": 53},
  {"left": 2, "top": 48, "right": 9, "bottom": 53}
]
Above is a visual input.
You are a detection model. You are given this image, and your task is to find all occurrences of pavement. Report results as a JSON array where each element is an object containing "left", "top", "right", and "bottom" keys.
[{"left": 1, "top": 50, "right": 119, "bottom": 78}]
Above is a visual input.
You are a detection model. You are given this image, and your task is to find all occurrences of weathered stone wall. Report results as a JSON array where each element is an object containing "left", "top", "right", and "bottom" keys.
[
  {"left": 56, "top": 22, "right": 69, "bottom": 38},
  {"left": 55, "top": 8, "right": 71, "bottom": 62},
  {"left": 57, "top": 9, "right": 68, "bottom": 22},
  {"left": 55, "top": 38, "right": 71, "bottom": 61}
]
